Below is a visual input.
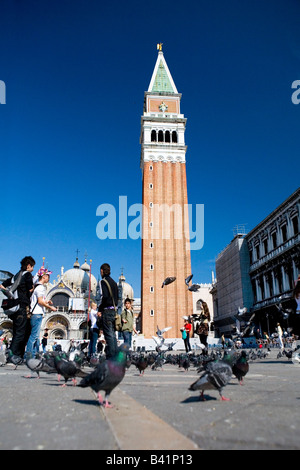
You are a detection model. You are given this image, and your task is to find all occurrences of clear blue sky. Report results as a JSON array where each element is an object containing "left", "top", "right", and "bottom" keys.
[{"left": 0, "top": 0, "right": 299, "bottom": 296}]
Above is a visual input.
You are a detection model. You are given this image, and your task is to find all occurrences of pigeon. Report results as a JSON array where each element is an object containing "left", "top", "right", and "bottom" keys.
[
  {"left": 24, "top": 352, "right": 50, "bottom": 378},
  {"left": 275, "top": 303, "right": 293, "bottom": 321},
  {"left": 237, "top": 307, "right": 247, "bottom": 316},
  {"left": 78, "top": 344, "right": 129, "bottom": 408},
  {"left": 161, "top": 276, "right": 176, "bottom": 288},
  {"left": 156, "top": 325, "right": 172, "bottom": 338},
  {"left": 185, "top": 274, "right": 193, "bottom": 286},
  {"left": 136, "top": 354, "right": 149, "bottom": 375},
  {"left": 6, "top": 350, "right": 23, "bottom": 368},
  {"left": 232, "top": 351, "right": 249, "bottom": 385},
  {"left": 188, "top": 284, "right": 201, "bottom": 292},
  {"left": 54, "top": 352, "right": 87, "bottom": 386},
  {"left": 189, "top": 360, "right": 232, "bottom": 401}
]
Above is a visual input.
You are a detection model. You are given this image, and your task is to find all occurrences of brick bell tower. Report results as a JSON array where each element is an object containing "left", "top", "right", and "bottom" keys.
[{"left": 140, "top": 45, "right": 193, "bottom": 339}]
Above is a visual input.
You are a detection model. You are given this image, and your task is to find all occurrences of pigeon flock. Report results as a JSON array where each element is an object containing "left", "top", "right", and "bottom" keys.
[
  {"left": 1, "top": 273, "right": 299, "bottom": 408},
  {"left": 2, "top": 335, "right": 300, "bottom": 407}
]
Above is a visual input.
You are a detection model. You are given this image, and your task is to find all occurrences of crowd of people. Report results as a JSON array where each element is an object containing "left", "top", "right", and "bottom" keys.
[
  {"left": 0, "top": 258, "right": 138, "bottom": 363},
  {"left": 1, "top": 256, "right": 300, "bottom": 363}
]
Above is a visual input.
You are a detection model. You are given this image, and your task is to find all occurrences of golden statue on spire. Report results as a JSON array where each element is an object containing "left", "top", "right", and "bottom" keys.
[{"left": 157, "top": 43, "right": 163, "bottom": 51}]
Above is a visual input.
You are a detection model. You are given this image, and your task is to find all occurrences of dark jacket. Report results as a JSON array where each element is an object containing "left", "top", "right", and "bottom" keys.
[
  {"left": 98, "top": 275, "right": 118, "bottom": 313},
  {"left": 3, "top": 270, "right": 33, "bottom": 307}
]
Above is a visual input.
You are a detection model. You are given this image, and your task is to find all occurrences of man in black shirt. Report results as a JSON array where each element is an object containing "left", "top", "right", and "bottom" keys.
[
  {"left": 1, "top": 256, "right": 35, "bottom": 360},
  {"left": 98, "top": 263, "right": 118, "bottom": 359}
]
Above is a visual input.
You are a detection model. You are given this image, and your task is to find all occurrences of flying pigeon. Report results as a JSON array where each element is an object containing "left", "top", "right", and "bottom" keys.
[
  {"left": 232, "top": 350, "right": 249, "bottom": 385},
  {"left": 185, "top": 274, "right": 193, "bottom": 286},
  {"left": 238, "top": 307, "right": 247, "bottom": 316},
  {"left": 275, "top": 303, "right": 293, "bottom": 321},
  {"left": 189, "top": 360, "right": 232, "bottom": 401},
  {"left": 156, "top": 325, "right": 172, "bottom": 338},
  {"left": 188, "top": 284, "right": 201, "bottom": 292},
  {"left": 152, "top": 335, "right": 165, "bottom": 351},
  {"left": 161, "top": 276, "right": 176, "bottom": 288},
  {"left": 78, "top": 344, "right": 129, "bottom": 408}
]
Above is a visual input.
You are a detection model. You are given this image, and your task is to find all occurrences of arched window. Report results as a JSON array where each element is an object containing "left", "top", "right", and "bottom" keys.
[
  {"left": 151, "top": 130, "right": 157, "bottom": 142},
  {"left": 172, "top": 131, "right": 178, "bottom": 143},
  {"left": 158, "top": 130, "right": 164, "bottom": 142},
  {"left": 165, "top": 131, "right": 170, "bottom": 143}
]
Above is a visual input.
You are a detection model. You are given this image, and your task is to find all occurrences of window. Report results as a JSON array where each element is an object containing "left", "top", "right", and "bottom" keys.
[
  {"left": 292, "top": 215, "right": 299, "bottom": 235},
  {"left": 149, "top": 202, "right": 153, "bottom": 208},
  {"left": 151, "top": 130, "right": 157, "bottom": 142},
  {"left": 158, "top": 130, "right": 164, "bottom": 142},
  {"left": 172, "top": 131, "right": 178, "bottom": 143},
  {"left": 150, "top": 242, "right": 154, "bottom": 248},
  {"left": 149, "top": 222, "right": 153, "bottom": 227},
  {"left": 255, "top": 244, "right": 260, "bottom": 260},
  {"left": 149, "top": 165, "right": 153, "bottom": 171},
  {"left": 150, "top": 309, "right": 154, "bottom": 316},
  {"left": 150, "top": 286, "right": 154, "bottom": 293},
  {"left": 263, "top": 238, "right": 268, "bottom": 255},
  {"left": 165, "top": 131, "right": 170, "bottom": 143},
  {"left": 272, "top": 231, "right": 277, "bottom": 249},
  {"left": 150, "top": 264, "right": 154, "bottom": 270},
  {"left": 149, "top": 183, "right": 153, "bottom": 189},
  {"left": 281, "top": 224, "right": 287, "bottom": 243}
]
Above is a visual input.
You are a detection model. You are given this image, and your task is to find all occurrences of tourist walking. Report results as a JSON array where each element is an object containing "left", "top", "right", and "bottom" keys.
[
  {"left": 276, "top": 323, "right": 284, "bottom": 350},
  {"left": 183, "top": 318, "right": 192, "bottom": 353},
  {"left": 97, "top": 263, "right": 118, "bottom": 359}
]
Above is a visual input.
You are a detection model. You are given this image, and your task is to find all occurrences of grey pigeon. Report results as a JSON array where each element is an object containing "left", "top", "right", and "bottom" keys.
[
  {"left": 24, "top": 352, "right": 51, "bottom": 378},
  {"left": 185, "top": 274, "right": 193, "bottom": 286},
  {"left": 161, "top": 276, "right": 176, "bottom": 288},
  {"left": 189, "top": 360, "right": 232, "bottom": 401},
  {"left": 78, "top": 344, "right": 129, "bottom": 407}
]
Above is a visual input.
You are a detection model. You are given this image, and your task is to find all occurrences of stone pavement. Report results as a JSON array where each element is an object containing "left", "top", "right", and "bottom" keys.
[{"left": 0, "top": 349, "right": 300, "bottom": 451}]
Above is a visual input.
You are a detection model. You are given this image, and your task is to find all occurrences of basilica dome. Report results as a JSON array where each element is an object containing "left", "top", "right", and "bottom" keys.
[
  {"left": 63, "top": 258, "right": 97, "bottom": 295},
  {"left": 118, "top": 272, "right": 134, "bottom": 303}
]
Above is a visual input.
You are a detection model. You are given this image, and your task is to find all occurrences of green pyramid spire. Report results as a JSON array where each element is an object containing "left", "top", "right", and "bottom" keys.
[
  {"left": 148, "top": 50, "right": 178, "bottom": 94},
  {"left": 151, "top": 59, "right": 174, "bottom": 93}
]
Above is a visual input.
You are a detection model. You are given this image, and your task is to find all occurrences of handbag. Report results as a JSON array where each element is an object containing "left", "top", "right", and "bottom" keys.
[
  {"left": 102, "top": 279, "right": 122, "bottom": 332},
  {"left": 1, "top": 271, "right": 25, "bottom": 317}
]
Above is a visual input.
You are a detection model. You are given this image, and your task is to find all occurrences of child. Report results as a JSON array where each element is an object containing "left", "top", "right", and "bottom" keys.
[{"left": 88, "top": 301, "right": 100, "bottom": 358}]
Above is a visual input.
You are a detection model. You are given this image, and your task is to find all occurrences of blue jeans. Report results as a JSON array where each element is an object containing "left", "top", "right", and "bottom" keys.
[
  {"left": 122, "top": 330, "right": 132, "bottom": 348},
  {"left": 88, "top": 328, "right": 99, "bottom": 356},
  {"left": 102, "top": 308, "right": 118, "bottom": 359},
  {"left": 26, "top": 315, "right": 43, "bottom": 355}
]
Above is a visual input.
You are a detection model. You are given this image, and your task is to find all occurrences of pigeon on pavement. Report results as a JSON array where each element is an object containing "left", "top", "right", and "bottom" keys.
[
  {"left": 78, "top": 344, "right": 129, "bottom": 407},
  {"left": 232, "top": 350, "right": 249, "bottom": 385},
  {"left": 189, "top": 360, "right": 232, "bottom": 401}
]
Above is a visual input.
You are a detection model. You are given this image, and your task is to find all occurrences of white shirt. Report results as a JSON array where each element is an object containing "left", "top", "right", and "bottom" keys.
[
  {"left": 89, "top": 308, "right": 98, "bottom": 329},
  {"left": 30, "top": 284, "right": 47, "bottom": 315}
]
